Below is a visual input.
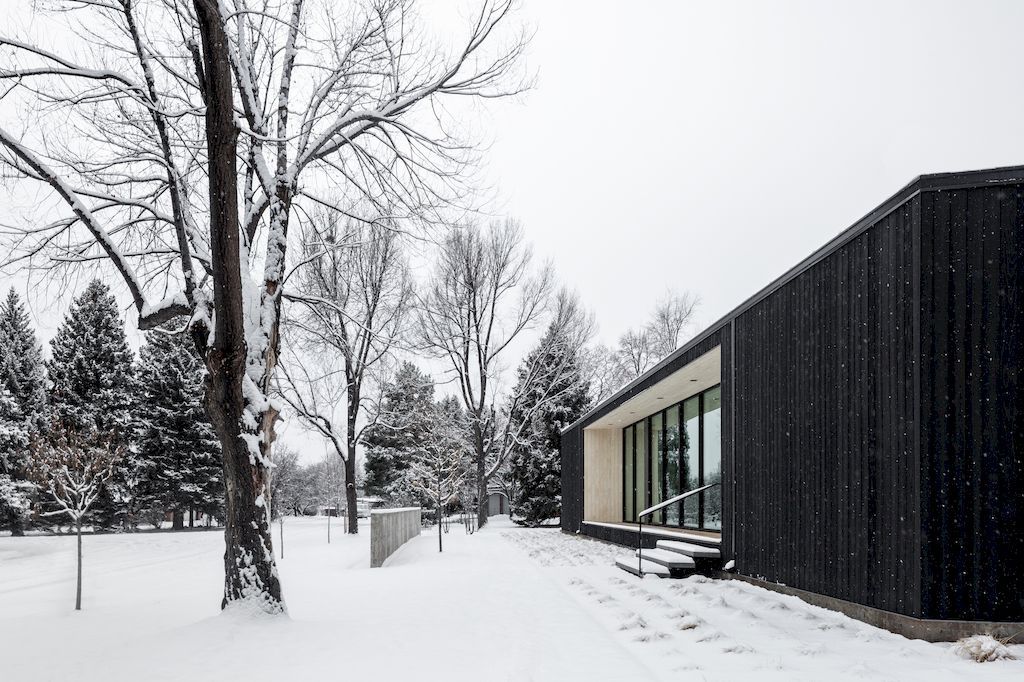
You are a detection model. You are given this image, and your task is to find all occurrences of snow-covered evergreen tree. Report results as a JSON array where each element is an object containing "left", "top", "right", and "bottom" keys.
[
  {"left": 48, "top": 281, "right": 135, "bottom": 434},
  {"left": 362, "top": 362, "right": 436, "bottom": 505},
  {"left": 47, "top": 280, "right": 137, "bottom": 528},
  {"left": 0, "top": 389, "right": 31, "bottom": 534},
  {"left": 0, "top": 389, "right": 29, "bottom": 478},
  {"left": 0, "top": 288, "right": 48, "bottom": 431},
  {"left": 507, "top": 321, "right": 592, "bottom": 526},
  {"left": 0, "top": 289, "right": 47, "bottom": 533},
  {"left": 136, "top": 324, "right": 223, "bottom": 529}
]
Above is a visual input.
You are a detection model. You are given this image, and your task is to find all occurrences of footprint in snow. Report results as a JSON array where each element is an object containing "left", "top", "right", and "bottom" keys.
[
  {"left": 695, "top": 629, "right": 725, "bottom": 643},
  {"left": 721, "top": 642, "right": 754, "bottom": 654},
  {"left": 706, "top": 594, "right": 729, "bottom": 608},
  {"left": 798, "top": 643, "right": 826, "bottom": 656},
  {"left": 668, "top": 583, "right": 697, "bottom": 596},
  {"left": 618, "top": 614, "right": 648, "bottom": 631},
  {"left": 672, "top": 662, "right": 704, "bottom": 673},
  {"left": 676, "top": 615, "right": 702, "bottom": 631}
]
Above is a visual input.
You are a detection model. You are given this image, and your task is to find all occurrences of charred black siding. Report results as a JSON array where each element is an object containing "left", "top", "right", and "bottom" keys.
[
  {"left": 561, "top": 166, "right": 1024, "bottom": 623},
  {"left": 560, "top": 426, "right": 583, "bottom": 533},
  {"left": 731, "top": 197, "right": 920, "bottom": 617},
  {"left": 918, "top": 184, "right": 1024, "bottom": 622}
]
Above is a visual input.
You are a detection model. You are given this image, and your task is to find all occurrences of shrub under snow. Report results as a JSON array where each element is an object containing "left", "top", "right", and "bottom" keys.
[{"left": 952, "top": 634, "right": 1017, "bottom": 663}]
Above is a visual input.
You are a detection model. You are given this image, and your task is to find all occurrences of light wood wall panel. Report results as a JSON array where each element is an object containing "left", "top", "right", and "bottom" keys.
[{"left": 583, "top": 429, "right": 622, "bottom": 522}]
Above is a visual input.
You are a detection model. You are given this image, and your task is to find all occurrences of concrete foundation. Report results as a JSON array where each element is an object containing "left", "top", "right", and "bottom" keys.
[{"left": 724, "top": 572, "right": 1024, "bottom": 643}]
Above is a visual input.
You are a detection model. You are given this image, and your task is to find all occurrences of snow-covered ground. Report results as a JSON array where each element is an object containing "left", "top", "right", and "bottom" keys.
[{"left": 1, "top": 518, "right": 1020, "bottom": 681}]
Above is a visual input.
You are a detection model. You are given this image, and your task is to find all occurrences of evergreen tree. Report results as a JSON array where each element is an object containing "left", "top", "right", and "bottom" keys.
[
  {"left": 507, "top": 324, "right": 592, "bottom": 526},
  {"left": 136, "top": 324, "right": 223, "bottom": 529},
  {"left": 0, "top": 288, "right": 48, "bottom": 431},
  {"left": 47, "top": 280, "right": 137, "bottom": 528},
  {"left": 362, "top": 362, "right": 435, "bottom": 504},
  {"left": 0, "top": 289, "right": 48, "bottom": 533},
  {"left": 0, "top": 389, "right": 31, "bottom": 534}
]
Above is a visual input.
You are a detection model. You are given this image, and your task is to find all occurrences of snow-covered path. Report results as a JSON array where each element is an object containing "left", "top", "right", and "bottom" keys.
[
  {"left": 0, "top": 518, "right": 654, "bottom": 682},
  {"left": 1, "top": 519, "right": 1020, "bottom": 681},
  {"left": 500, "top": 528, "right": 1023, "bottom": 681}
]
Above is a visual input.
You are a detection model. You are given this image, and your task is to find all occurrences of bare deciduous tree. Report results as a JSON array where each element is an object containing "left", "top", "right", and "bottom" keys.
[
  {"left": 419, "top": 221, "right": 599, "bottom": 527},
  {"left": 616, "top": 328, "right": 654, "bottom": 380},
  {"left": 0, "top": 0, "right": 525, "bottom": 611},
  {"left": 647, "top": 289, "right": 700, "bottom": 360},
  {"left": 608, "top": 289, "right": 700, "bottom": 389},
  {"left": 279, "top": 213, "right": 413, "bottom": 534},
  {"left": 409, "top": 406, "right": 468, "bottom": 553},
  {"left": 30, "top": 426, "right": 123, "bottom": 611}
]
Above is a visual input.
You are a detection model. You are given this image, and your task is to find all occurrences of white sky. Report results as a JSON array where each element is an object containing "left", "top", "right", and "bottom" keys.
[{"left": 3, "top": 0, "right": 1024, "bottom": 461}]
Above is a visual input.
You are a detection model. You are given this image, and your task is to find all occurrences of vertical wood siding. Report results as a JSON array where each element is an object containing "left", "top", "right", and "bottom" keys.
[
  {"left": 731, "top": 198, "right": 920, "bottom": 616},
  {"left": 561, "top": 168, "right": 1024, "bottom": 623},
  {"left": 918, "top": 184, "right": 1024, "bottom": 622},
  {"left": 560, "top": 427, "right": 583, "bottom": 533}
]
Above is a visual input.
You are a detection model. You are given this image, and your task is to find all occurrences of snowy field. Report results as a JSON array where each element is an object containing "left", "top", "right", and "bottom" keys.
[{"left": 1, "top": 517, "right": 1021, "bottom": 682}]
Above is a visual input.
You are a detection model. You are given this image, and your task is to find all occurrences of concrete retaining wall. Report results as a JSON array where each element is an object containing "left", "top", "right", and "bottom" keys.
[{"left": 370, "top": 507, "right": 422, "bottom": 568}]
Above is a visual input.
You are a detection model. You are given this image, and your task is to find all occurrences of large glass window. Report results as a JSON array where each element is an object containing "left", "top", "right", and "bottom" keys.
[
  {"left": 635, "top": 419, "right": 647, "bottom": 519},
  {"left": 702, "top": 386, "right": 722, "bottom": 531},
  {"left": 620, "top": 384, "right": 722, "bottom": 530},
  {"left": 650, "top": 412, "right": 663, "bottom": 524},
  {"left": 664, "top": 406, "right": 680, "bottom": 525},
  {"left": 682, "top": 396, "right": 701, "bottom": 527}
]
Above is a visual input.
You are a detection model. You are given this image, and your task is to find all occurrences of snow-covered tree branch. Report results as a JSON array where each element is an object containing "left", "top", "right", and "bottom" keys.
[{"left": 0, "top": 0, "right": 526, "bottom": 612}]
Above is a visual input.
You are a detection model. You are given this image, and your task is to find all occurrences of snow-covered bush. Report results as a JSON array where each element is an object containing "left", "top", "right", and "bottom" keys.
[
  {"left": 0, "top": 473, "right": 32, "bottom": 533},
  {"left": 951, "top": 634, "right": 1017, "bottom": 663}
]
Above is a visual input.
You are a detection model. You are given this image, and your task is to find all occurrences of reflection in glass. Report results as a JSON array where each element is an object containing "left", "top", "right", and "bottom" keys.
[
  {"left": 664, "top": 406, "right": 680, "bottom": 525},
  {"left": 619, "top": 383, "right": 723, "bottom": 530},
  {"left": 650, "top": 412, "right": 663, "bottom": 524},
  {"left": 682, "top": 396, "right": 700, "bottom": 528},
  {"left": 702, "top": 386, "right": 722, "bottom": 530},
  {"left": 635, "top": 419, "right": 647, "bottom": 520}
]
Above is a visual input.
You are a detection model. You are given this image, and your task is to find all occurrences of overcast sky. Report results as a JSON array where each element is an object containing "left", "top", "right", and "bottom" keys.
[{"left": 3, "top": 0, "right": 1024, "bottom": 460}]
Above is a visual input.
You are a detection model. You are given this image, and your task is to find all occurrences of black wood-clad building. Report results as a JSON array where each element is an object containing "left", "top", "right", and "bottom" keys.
[{"left": 560, "top": 166, "right": 1024, "bottom": 638}]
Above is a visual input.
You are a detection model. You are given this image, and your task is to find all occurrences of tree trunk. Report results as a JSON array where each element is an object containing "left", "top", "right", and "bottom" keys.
[
  {"left": 194, "top": 0, "right": 283, "bottom": 614},
  {"left": 437, "top": 503, "right": 442, "bottom": 552},
  {"left": 75, "top": 520, "right": 82, "bottom": 611},
  {"left": 172, "top": 509, "right": 184, "bottom": 530},
  {"left": 189, "top": 507, "right": 194, "bottom": 528},
  {"left": 344, "top": 451, "right": 358, "bottom": 535},
  {"left": 345, "top": 381, "right": 360, "bottom": 534},
  {"left": 476, "top": 448, "right": 488, "bottom": 529}
]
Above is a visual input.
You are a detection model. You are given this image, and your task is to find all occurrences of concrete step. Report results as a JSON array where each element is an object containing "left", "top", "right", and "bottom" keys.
[
  {"left": 614, "top": 556, "right": 670, "bottom": 578},
  {"left": 634, "top": 548, "right": 696, "bottom": 569},
  {"left": 655, "top": 540, "right": 721, "bottom": 559}
]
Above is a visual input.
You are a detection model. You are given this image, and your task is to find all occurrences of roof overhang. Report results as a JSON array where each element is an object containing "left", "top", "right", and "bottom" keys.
[{"left": 583, "top": 347, "right": 720, "bottom": 431}]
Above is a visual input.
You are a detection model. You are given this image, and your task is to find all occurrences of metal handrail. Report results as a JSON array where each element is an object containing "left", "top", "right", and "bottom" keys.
[{"left": 636, "top": 482, "right": 719, "bottom": 576}]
